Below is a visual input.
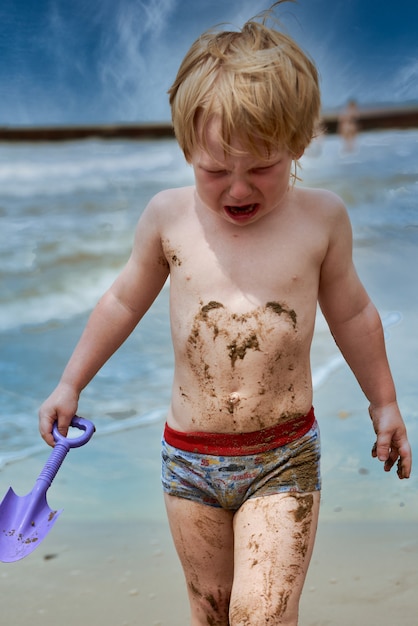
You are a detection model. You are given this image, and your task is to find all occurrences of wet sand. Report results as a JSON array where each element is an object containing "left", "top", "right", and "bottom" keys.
[
  {"left": 0, "top": 414, "right": 416, "bottom": 626},
  {"left": 1, "top": 513, "right": 417, "bottom": 625}
]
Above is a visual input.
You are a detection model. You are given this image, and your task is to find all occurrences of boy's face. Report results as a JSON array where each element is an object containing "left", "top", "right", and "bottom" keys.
[{"left": 191, "top": 117, "right": 297, "bottom": 227}]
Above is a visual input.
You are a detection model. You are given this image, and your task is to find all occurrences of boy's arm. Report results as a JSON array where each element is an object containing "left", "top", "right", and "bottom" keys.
[
  {"left": 39, "top": 199, "right": 169, "bottom": 446},
  {"left": 318, "top": 196, "right": 411, "bottom": 479}
]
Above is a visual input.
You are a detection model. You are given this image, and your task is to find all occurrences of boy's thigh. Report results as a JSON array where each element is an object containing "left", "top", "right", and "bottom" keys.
[
  {"left": 164, "top": 494, "right": 235, "bottom": 622},
  {"left": 231, "top": 491, "right": 320, "bottom": 624}
]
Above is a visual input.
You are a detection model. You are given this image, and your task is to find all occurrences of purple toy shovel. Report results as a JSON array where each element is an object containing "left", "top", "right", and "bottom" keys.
[{"left": 0, "top": 416, "right": 95, "bottom": 563}]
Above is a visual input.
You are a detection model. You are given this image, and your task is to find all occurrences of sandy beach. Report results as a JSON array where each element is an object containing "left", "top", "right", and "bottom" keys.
[
  {"left": 1, "top": 412, "right": 416, "bottom": 626},
  {"left": 2, "top": 515, "right": 418, "bottom": 626}
]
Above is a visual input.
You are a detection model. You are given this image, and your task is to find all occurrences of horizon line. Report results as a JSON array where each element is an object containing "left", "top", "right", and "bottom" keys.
[{"left": 1, "top": 104, "right": 417, "bottom": 142}]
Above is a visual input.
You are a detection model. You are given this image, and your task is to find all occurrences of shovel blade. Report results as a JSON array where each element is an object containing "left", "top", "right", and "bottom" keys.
[{"left": 0, "top": 487, "right": 62, "bottom": 563}]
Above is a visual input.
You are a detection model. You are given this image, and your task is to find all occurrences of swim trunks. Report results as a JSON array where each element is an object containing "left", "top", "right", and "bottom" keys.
[
  {"left": 161, "top": 410, "right": 321, "bottom": 510},
  {"left": 164, "top": 406, "right": 315, "bottom": 455}
]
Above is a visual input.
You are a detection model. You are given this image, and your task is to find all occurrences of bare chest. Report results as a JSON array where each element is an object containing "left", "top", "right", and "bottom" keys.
[{"left": 164, "top": 222, "right": 321, "bottom": 311}]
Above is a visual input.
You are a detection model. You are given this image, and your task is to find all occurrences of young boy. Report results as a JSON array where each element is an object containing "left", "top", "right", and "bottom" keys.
[{"left": 39, "top": 5, "right": 411, "bottom": 625}]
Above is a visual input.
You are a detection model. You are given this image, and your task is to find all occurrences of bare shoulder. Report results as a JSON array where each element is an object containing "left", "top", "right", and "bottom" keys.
[
  {"left": 129, "top": 186, "right": 192, "bottom": 252},
  {"left": 134, "top": 186, "right": 196, "bottom": 243},
  {"left": 294, "top": 187, "right": 352, "bottom": 248},
  {"left": 295, "top": 186, "right": 347, "bottom": 217},
  {"left": 147, "top": 185, "right": 195, "bottom": 215}
]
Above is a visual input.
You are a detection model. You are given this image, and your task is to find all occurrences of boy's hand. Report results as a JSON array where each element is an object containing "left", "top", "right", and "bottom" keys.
[
  {"left": 38, "top": 383, "right": 80, "bottom": 447},
  {"left": 369, "top": 402, "right": 412, "bottom": 479}
]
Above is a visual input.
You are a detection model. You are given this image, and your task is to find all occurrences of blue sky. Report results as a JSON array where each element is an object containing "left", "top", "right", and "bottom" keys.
[{"left": 1, "top": 0, "right": 418, "bottom": 125}]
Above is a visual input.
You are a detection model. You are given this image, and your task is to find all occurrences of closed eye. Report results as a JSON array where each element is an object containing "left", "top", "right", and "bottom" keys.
[
  {"left": 251, "top": 162, "right": 281, "bottom": 174},
  {"left": 201, "top": 168, "right": 227, "bottom": 176}
]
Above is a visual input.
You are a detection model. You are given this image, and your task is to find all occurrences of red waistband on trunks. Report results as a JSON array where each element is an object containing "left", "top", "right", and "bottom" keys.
[{"left": 163, "top": 407, "right": 315, "bottom": 456}]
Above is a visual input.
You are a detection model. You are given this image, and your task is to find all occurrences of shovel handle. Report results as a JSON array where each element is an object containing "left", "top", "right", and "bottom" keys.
[
  {"left": 52, "top": 416, "right": 96, "bottom": 449},
  {"left": 37, "top": 417, "right": 95, "bottom": 489}
]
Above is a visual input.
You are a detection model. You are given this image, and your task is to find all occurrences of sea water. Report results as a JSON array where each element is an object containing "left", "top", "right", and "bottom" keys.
[{"left": 1, "top": 131, "right": 417, "bottom": 522}]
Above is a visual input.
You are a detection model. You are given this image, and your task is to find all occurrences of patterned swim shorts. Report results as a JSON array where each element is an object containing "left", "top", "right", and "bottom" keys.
[{"left": 161, "top": 416, "right": 321, "bottom": 511}]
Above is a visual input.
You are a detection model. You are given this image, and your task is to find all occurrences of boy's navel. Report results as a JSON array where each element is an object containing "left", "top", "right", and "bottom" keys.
[{"left": 228, "top": 392, "right": 241, "bottom": 405}]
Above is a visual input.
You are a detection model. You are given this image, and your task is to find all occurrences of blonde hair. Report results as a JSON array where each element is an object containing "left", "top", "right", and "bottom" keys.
[{"left": 169, "top": 4, "right": 321, "bottom": 163}]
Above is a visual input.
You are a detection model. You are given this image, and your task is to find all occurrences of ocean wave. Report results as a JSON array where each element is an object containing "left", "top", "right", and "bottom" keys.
[
  {"left": 301, "top": 130, "right": 418, "bottom": 215},
  {"left": 0, "top": 407, "right": 167, "bottom": 471},
  {"left": 312, "top": 310, "right": 403, "bottom": 390},
  {"left": 0, "top": 269, "right": 119, "bottom": 331},
  {"left": 0, "top": 267, "right": 170, "bottom": 332},
  {"left": 0, "top": 139, "right": 190, "bottom": 197}
]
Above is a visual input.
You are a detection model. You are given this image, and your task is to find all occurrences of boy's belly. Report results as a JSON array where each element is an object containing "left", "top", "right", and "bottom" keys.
[
  {"left": 169, "top": 373, "right": 313, "bottom": 434},
  {"left": 169, "top": 300, "right": 313, "bottom": 433}
]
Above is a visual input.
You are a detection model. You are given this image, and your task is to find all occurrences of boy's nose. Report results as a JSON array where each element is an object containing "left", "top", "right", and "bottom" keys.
[{"left": 228, "top": 177, "right": 253, "bottom": 201}]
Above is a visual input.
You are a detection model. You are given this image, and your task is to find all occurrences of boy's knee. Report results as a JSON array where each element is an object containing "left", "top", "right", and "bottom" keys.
[
  {"left": 229, "top": 592, "right": 298, "bottom": 625},
  {"left": 189, "top": 584, "right": 230, "bottom": 625}
]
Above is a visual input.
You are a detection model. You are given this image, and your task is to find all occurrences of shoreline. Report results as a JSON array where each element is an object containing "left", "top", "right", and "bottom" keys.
[{"left": 1, "top": 105, "right": 418, "bottom": 142}]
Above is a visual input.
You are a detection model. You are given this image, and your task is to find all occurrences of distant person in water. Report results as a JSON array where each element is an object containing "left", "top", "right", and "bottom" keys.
[
  {"left": 338, "top": 99, "right": 359, "bottom": 151},
  {"left": 39, "top": 2, "right": 411, "bottom": 624}
]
